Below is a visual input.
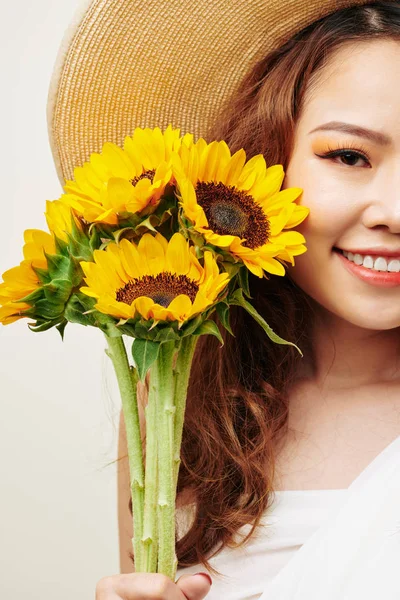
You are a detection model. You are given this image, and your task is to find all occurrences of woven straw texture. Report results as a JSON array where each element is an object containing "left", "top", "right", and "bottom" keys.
[{"left": 47, "top": 0, "right": 381, "bottom": 186}]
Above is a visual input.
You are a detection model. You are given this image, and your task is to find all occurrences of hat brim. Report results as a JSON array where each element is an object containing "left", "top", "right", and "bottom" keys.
[{"left": 47, "top": 0, "right": 376, "bottom": 187}]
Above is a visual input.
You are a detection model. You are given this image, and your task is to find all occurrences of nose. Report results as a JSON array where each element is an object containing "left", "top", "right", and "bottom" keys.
[{"left": 362, "top": 164, "right": 400, "bottom": 234}]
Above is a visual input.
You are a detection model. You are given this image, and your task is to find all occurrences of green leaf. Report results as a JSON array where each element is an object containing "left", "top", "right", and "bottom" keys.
[
  {"left": 215, "top": 302, "right": 234, "bottom": 336},
  {"left": 131, "top": 338, "right": 161, "bottom": 382},
  {"left": 193, "top": 319, "right": 224, "bottom": 344},
  {"left": 229, "top": 288, "right": 303, "bottom": 355}
]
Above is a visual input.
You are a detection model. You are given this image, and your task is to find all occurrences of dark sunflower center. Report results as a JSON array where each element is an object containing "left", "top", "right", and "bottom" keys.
[
  {"left": 130, "top": 169, "right": 156, "bottom": 186},
  {"left": 115, "top": 272, "right": 199, "bottom": 308},
  {"left": 195, "top": 181, "right": 270, "bottom": 249}
]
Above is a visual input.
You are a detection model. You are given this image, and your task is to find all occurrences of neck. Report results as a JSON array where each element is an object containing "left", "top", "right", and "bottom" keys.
[{"left": 299, "top": 304, "right": 400, "bottom": 390}]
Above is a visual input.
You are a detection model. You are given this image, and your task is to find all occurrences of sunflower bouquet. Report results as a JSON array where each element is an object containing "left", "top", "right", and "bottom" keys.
[{"left": 0, "top": 125, "right": 309, "bottom": 580}]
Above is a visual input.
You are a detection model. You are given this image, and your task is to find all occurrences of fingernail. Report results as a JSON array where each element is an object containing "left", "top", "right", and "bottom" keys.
[{"left": 194, "top": 572, "right": 212, "bottom": 585}]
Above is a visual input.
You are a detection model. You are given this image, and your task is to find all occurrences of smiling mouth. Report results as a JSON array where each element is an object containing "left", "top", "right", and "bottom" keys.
[{"left": 333, "top": 247, "right": 400, "bottom": 274}]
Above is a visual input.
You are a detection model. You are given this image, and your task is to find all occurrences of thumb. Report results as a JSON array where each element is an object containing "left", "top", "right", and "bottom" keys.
[{"left": 175, "top": 572, "right": 213, "bottom": 599}]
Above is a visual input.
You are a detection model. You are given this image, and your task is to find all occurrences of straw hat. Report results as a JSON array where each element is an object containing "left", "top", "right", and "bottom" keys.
[{"left": 47, "top": 0, "right": 385, "bottom": 187}]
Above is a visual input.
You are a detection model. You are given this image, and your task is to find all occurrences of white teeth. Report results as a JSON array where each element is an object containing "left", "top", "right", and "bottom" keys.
[
  {"left": 388, "top": 259, "right": 400, "bottom": 272},
  {"left": 354, "top": 253, "right": 364, "bottom": 265},
  {"left": 362, "top": 255, "right": 374, "bottom": 269},
  {"left": 373, "top": 257, "right": 387, "bottom": 271},
  {"left": 340, "top": 250, "right": 400, "bottom": 272}
]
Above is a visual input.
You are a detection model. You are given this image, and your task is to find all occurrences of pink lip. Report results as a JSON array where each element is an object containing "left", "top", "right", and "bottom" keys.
[
  {"left": 338, "top": 247, "right": 400, "bottom": 257},
  {"left": 336, "top": 250, "right": 400, "bottom": 287}
]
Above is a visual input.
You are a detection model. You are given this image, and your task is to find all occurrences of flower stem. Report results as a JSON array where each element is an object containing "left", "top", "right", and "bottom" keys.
[
  {"left": 155, "top": 340, "right": 177, "bottom": 578},
  {"left": 173, "top": 336, "right": 198, "bottom": 490},
  {"left": 170, "top": 335, "right": 198, "bottom": 577},
  {"left": 104, "top": 335, "right": 145, "bottom": 572},
  {"left": 141, "top": 361, "right": 160, "bottom": 572}
]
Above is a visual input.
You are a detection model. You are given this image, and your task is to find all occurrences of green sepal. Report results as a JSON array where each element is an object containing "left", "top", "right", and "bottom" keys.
[
  {"left": 53, "top": 234, "right": 70, "bottom": 258},
  {"left": 33, "top": 298, "right": 65, "bottom": 320},
  {"left": 44, "top": 251, "right": 73, "bottom": 280},
  {"left": 88, "top": 226, "right": 102, "bottom": 252},
  {"left": 131, "top": 338, "right": 161, "bottom": 382},
  {"left": 153, "top": 327, "right": 181, "bottom": 342},
  {"left": 192, "top": 319, "right": 223, "bottom": 344},
  {"left": 28, "top": 319, "right": 58, "bottom": 333},
  {"left": 222, "top": 261, "right": 242, "bottom": 279},
  {"left": 56, "top": 319, "right": 68, "bottom": 340},
  {"left": 66, "top": 217, "right": 94, "bottom": 261},
  {"left": 43, "top": 279, "right": 73, "bottom": 304},
  {"left": 32, "top": 266, "right": 52, "bottom": 285},
  {"left": 215, "top": 302, "right": 234, "bottom": 336},
  {"left": 134, "top": 196, "right": 177, "bottom": 237},
  {"left": 88, "top": 221, "right": 115, "bottom": 241},
  {"left": 229, "top": 288, "right": 303, "bottom": 355},
  {"left": 238, "top": 267, "right": 252, "bottom": 298},
  {"left": 177, "top": 313, "right": 203, "bottom": 336},
  {"left": 113, "top": 226, "right": 140, "bottom": 245},
  {"left": 16, "top": 287, "right": 45, "bottom": 305},
  {"left": 63, "top": 292, "right": 123, "bottom": 337},
  {"left": 64, "top": 293, "right": 96, "bottom": 327}
]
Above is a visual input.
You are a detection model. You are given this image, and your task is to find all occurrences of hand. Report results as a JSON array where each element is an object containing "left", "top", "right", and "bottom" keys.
[{"left": 95, "top": 571, "right": 213, "bottom": 599}]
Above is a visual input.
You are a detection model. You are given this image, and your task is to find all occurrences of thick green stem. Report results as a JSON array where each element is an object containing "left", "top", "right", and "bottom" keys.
[
  {"left": 141, "top": 363, "right": 160, "bottom": 572},
  {"left": 173, "top": 336, "right": 198, "bottom": 490},
  {"left": 156, "top": 340, "right": 177, "bottom": 578},
  {"left": 104, "top": 335, "right": 145, "bottom": 572},
  {"left": 170, "top": 336, "right": 198, "bottom": 577}
]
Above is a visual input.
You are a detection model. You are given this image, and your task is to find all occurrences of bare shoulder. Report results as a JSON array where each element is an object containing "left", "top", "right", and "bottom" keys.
[{"left": 273, "top": 379, "right": 400, "bottom": 491}]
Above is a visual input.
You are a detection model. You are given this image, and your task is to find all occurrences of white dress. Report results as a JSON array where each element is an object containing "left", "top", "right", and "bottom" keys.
[{"left": 174, "top": 434, "right": 400, "bottom": 600}]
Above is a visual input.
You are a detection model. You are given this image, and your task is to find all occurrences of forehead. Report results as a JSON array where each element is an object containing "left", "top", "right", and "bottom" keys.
[{"left": 300, "top": 39, "right": 400, "bottom": 129}]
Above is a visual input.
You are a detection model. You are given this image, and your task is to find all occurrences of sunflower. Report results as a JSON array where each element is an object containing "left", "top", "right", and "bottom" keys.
[
  {"left": 79, "top": 232, "right": 229, "bottom": 324},
  {"left": 0, "top": 229, "right": 56, "bottom": 325},
  {"left": 61, "top": 125, "right": 183, "bottom": 226},
  {"left": 175, "top": 139, "right": 310, "bottom": 278}
]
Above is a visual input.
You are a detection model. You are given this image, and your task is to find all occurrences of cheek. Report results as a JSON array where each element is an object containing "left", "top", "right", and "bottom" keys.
[{"left": 285, "top": 166, "right": 356, "bottom": 242}]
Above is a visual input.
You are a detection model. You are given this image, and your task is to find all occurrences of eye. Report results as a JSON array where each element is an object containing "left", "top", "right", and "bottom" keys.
[{"left": 315, "top": 146, "right": 372, "bottom": 168}]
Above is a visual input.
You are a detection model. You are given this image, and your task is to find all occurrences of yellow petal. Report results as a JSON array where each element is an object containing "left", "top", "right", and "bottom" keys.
[
  {"left": 284, "top": 205, "right": 310, "bottom": 228},
  {"left": 166, "top": 233, "right": 190, "bottom": 275},
  {"left": 107, "top": 177, "right": 135, "bottom": 211},
  {"left": 137, "top": 234, "right": 165, "bottom": 275},
  {"left": 223, "top": 148, "right": 247, "bottom": 187},
  {"left": 166, "top": 294, "right": 192, "bottom": 320},
  {"left": 200, "top": 141, "right": 220, "bottom": 182},
  {"left": 133, "top": 296, "right": 157, "bottom": 320},
  {"left": 120, "top": 238, "right": 144, "bottom": 279}
]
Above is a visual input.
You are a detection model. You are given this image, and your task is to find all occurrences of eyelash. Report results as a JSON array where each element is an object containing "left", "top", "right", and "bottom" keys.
[{"left": 315, "top": 142, "right": 372, "bottom": 168}]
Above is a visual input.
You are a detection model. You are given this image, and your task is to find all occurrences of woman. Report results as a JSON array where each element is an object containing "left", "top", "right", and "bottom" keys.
[{"left": 47, "top": 1, "right": 400, "bottom": 598}]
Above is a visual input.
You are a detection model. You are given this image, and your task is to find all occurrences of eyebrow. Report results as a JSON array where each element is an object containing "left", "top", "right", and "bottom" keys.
[{"left": 308, "top": 121, "right": 392, "bottom": 146}]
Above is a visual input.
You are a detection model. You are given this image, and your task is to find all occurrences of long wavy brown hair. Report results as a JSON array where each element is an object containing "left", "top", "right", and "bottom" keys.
[{"left": 126, "top": 1, "right": 400, "bottom": 576}]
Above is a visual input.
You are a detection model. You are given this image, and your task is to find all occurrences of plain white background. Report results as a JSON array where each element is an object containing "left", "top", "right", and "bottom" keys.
[{"left": 0, "top": 2, "right": 124, "bottom": 596}]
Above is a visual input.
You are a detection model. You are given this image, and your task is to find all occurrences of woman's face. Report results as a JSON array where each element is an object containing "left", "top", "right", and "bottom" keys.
[{"left": 283, "top": 39, "right": 400, "bottom": 330}]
